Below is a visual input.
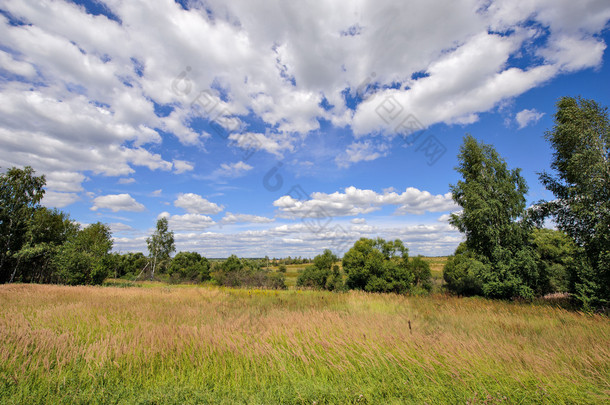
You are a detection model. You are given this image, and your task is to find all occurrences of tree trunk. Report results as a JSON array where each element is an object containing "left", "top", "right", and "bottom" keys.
[
  {"left": 9, "top": 254, "right": 21, "bottom": 283},
  {"left": 151, "top": 254, "right": 157, "bottom": 281}
]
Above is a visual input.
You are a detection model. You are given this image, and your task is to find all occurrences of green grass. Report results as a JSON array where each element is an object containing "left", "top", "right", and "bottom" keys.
[{"left": 1, "top": 283, "right": 608, "bottom": 404}]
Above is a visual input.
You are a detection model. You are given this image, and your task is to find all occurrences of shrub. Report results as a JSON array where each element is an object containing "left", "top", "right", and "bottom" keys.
[{"left": 343, "top": 238, "right": 414, "bottom": 294}]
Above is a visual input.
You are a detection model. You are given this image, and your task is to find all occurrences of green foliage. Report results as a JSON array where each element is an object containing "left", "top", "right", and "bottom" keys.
[
  {"left": 0, "top": 166, "right": 46, "bottom": 282},
  {"left": 325, "top": 265, "right": 344, "bottom": 291},
  {"left": 168, "top": 251, "right": 210, "bottom": 282},
  {"left": 147, "top": 217, "right": 175, "bottom": 279},
  {"left": 446, "top": 135, "right": 539, "bottom": 299},
  {"left": 297, "top": 249, "right": 342, "bottom": 290},
  {"left": 114, "top": 252, "right": 148, "bottom": 279},
  {"left": 13, "top": 207, "right": 78, "bottom": 283},
  {"left": 297, "top": 265, "right": 328, "bottom": 289},
  {"left": 278, "top": 263, "right": 287, "bottom": 273},
  {"left": 531, "top": 228, "right": 575, "bottom": 294},
  {"left": 538, "top": 96, "right": 610, "bottom": 309},
  {"left": 409, "top": 255, "right": 432, "bottom": 291},
  {"left": 212, "top": 254, "right": 286, "bottom": 289},
  {"left": 342, "top": 238, "right": 414, "bottom": 293},
  {"left": 54, "top": 222, "right": 113, "bottom": 285},
  {"left": 443, "top": 244, "right": 485, "bottom": 296}
]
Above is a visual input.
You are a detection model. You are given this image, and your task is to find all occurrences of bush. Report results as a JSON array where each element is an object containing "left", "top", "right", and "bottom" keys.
[
  {"left": 168, "top": 251, "right": 210, "bottom": 282},
  {"left": 443, "top": 243, "right": 485, "bottom": 296},
  {"left": 343, "top": 238, "right": 414, "bottom": 294},
  {"left": 54, "top": 222, "right": 113, "bottom": 285},
  {"left": 211, "top": 255, "right": 287, "bottom": 289},
  {"left": 296, "top": 250, "right": 342, "bottom": 291},
  {"left": 409, "top": 256, "right": 432, "bottom": 291}
]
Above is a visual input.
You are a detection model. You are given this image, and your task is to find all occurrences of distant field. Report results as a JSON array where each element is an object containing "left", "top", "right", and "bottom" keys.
[{"left": 1, "top": 283, "right": 609, "bottom": 404}]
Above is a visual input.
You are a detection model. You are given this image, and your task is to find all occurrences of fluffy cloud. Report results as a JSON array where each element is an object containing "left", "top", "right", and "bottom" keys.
[
  {"left": 0, "top": 0, "right": 607, "bottom": 193},
  {"left": 209, "top": 161, "right": 253, "bottom": 179},
  {"left": 158, "top": 212, "right": 216, "bottom": 232},
  {"left": 174, "top": 193, "right": 224, "bottom": 214},
  {"left": 228, "top": 132, "right": 294, "bottom": 158},
  {"left": 221, "top": 212, "right": 275, "bottom": 224},
  {"left": 335, "top": 141, "right": 390, "bottom": 168},
  {"left": 172, "top": 159, "right": 194, "bottom": 174},
  {"left": 91, "top": 193, "right": 146, "bottom": 212},
  {"left": 273, "top": 186, "right": 458, "bottom": 218},
  {"left": 515, "top": 109, "right": 545, "bottom": 129},
  {"left": 42, "top": 191, "right": 80, "bottom": 208}
]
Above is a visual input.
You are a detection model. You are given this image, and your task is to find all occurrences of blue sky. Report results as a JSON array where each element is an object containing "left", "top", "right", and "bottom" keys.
[{"left": 1, "top": 0, "right": 609, "bottom": 257}]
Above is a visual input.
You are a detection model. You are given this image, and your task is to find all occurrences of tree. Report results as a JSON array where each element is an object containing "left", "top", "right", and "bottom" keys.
[
  {"left": 0, "top": 166, "right": 46, "bottom": 283},
  {"left": 146, "top": 217, "right": 175, "bottom": 280},
  {"left": 168, "top": 251, "right": 210, "bottom": 282},
  {"left": 409, "top": 256, "right": 432, "bottom": 291},
  {"left": 531, "top": 228, "right": 575, "bottom": 294},
  {"left": 342, "top": 238, "right": 413, "bottom": 294},
  {"left": 297, "top": 249, "right": 343, "bottom": 290},
  {"left": 54, "top": 222, "right": 113, "bottom": 285},
  {"left": 447, "top": 135, "right": 538, "bottom": 299},
  {"left": 114, "top": 252, "right": 148, "bottom": 279},
  {"left": 538, "top": 96, "right": 610, "bottom": 308},
  {"left": 13, "top": 207, "right": 78, "bottom": 283}
]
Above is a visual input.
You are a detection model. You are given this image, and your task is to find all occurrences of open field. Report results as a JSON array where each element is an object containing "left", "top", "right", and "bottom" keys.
[{"left": 1, "top": 284, "right": 609, "bottom": 404}]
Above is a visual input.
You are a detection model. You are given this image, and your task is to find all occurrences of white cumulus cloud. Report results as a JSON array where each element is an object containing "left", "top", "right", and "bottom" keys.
[
  {"left": 515, "top": 108, "right": 545, "bottom": 129},
  {"left": 174, "top": 193, "right": 224, "bottom": 214},
  {"left": 91, "top": 193, "right": 146, "bottom": 212}
]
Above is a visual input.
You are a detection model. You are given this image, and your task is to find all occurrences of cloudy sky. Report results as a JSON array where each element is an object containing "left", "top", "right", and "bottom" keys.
[{"left": 1, "top": 0, "right": 609, "bottom": 258}]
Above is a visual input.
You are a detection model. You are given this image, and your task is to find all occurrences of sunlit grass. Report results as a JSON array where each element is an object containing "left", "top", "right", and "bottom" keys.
[{"left": 1, "top": 283, "right": 608, "bottom": 404}]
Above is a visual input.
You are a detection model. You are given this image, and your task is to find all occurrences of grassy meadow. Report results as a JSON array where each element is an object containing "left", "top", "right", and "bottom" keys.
[{"left": 1, "top": 280, "right": 609, "bottom": 404}]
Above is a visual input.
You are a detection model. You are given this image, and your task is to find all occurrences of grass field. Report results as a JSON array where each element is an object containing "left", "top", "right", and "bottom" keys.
[{"left": 1, "top": 282, "right": 609, "bottom": 404}]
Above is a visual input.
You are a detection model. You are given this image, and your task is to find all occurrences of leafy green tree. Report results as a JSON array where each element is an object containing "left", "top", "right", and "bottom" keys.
[
  {"left": 168, "top": 251, "right": 210, "bottom": 282},
  {"left": 409, "top": 256, "right": 432, "bottom": 291},
  {"left": 13, "top": 207, "right": 78, "bottom": 283},
  {"left": 147, "top": 217, "right": 175, "bottom": 280},
  {"left": 278, "top": 263, "right": 287, "bottom": 273},
  {"left": 443, "top": 243, "right": 486, "bottom": 296},
  {"left": 325, "top": 265, "right": 344, "bottom": 291},
  {"left": 297, "top": 249, "right": 341, "bottom": 290},
  {"left": 221, "top": 254, "right": 243, "bottom": 272},
  {"left": 531, "top": 228, "right": 575, "bottom": 294},
  {"left": 54, "top": 222, "right": 113, "bottom": 285},
  {"left": 114, "top": 252, "right": 148, "bottom": 279},
  {"left": 447, "top": 135, "right": 537, "bottom": 299},
  {"left": 538, "top": 96, "right": 610, "bottom": 308},
  {"left": 313, "top": 249, "right": 337, "bottom": 272},
  {"left": 0, "top": 166, "right": 46, "bottom": 283},
  {"left": 342, "top": 238, "right": 413, "bottom": 293}
]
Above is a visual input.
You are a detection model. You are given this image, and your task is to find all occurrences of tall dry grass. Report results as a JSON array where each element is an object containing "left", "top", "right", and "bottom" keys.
[{"left": 0, "top": 283, "right": 608, "bottom": 404}]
